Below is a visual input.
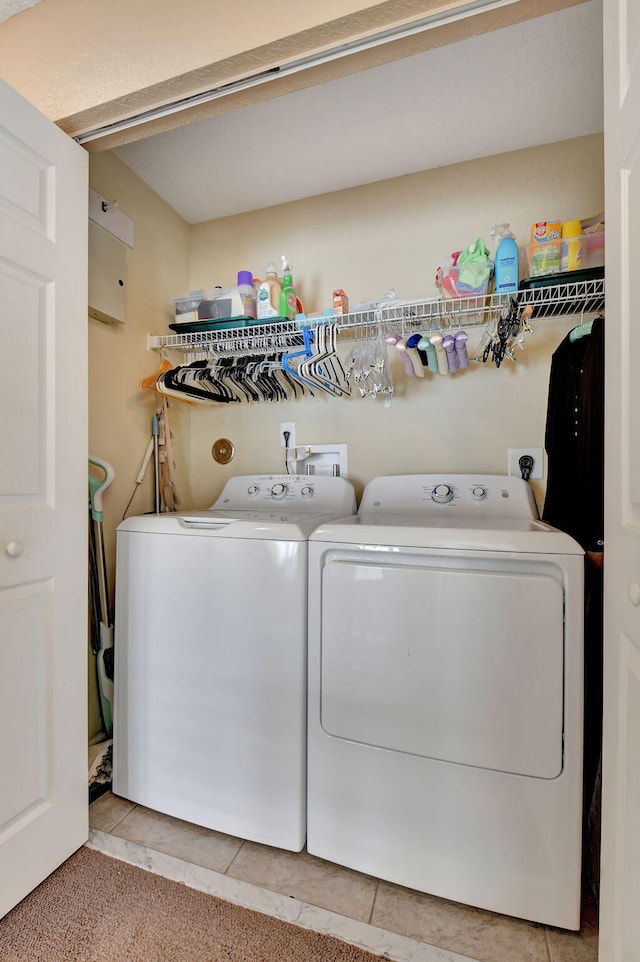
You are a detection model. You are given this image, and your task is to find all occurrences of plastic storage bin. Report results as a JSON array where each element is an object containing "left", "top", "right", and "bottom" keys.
[
  {"left": 170, "top": 285, "right": 257, "bottom": 331},
  {"left": 436, "top": 262, "right": 494, "bottom": 298},
  {"left": 171, "top": 290, "right": 207, "bottom": 324},
  {"left": 526, "top": 231, "right": 605, "bottom": 278}
]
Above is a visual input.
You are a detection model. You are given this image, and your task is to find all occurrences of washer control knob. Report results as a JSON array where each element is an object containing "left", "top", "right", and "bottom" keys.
[
  {"left": 472, "top": 486, "right": 487, "bottom": 500},
  {"left": 271, "top": 483, "right": 288, "bottom": 499},
  {"left": 432, "top": 484, "right": 453, "bottom": 504},
  {"left": 301, "top": 486, "right": 314, "bottom": 497},
  {"left": 247, "top": 484, "right": 259, "bottom": 496}
]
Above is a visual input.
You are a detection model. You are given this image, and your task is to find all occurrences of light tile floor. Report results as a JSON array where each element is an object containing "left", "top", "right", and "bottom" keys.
[{"left": 89, "top": 792, "right": 598, "bottom": 962}]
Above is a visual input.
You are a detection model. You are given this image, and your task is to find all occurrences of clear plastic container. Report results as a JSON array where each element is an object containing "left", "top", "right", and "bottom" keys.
[
  {"left": 170, "top": 290, "right": 207, "bottom": 324},
  {"left": 171, "top": 285, "right": 257, "bottom": 325},
  {"left": 526, "top": 231, "right": 605, "bottom": 277},
  {"left": 436, "top": 262, "right": 494, "bottom": 298}
]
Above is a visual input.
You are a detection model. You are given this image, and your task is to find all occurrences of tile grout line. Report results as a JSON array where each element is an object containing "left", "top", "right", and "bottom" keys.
[
  {"left": 368, "top": 879, "right": 380, "bottom": 925},
  {"left": 224, "top": 838, "right": 246, "bottom": 875},
  {"left": 543, "top": 927, "right": 554, "bottom": 962},
  {"left": 99, "top": 800, "right": 139, "bottom": 835}
]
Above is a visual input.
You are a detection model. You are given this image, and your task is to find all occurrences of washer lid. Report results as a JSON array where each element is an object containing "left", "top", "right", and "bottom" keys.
[
  {"left": 118, "top": 509, "right": 345, "bottom": 540},
  {"left": 310, "top": 514, "right": 583, "bottom": 554},
  {"left": 117, "top": 473, "right": 356, "bottom": 539}
]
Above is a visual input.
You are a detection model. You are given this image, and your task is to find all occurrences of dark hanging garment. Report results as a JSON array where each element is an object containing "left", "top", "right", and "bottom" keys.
[
  {"left": 542, "top": 315, "right": 604, "bottom": 552},
  {"left": 542, "top": 315, "right": 604, "bottom": 872}
]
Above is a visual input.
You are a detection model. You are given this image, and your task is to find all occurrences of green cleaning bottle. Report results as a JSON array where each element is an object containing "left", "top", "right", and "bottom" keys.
[{"left": 279, "top": 255, "right": 297, "bottom": 320}]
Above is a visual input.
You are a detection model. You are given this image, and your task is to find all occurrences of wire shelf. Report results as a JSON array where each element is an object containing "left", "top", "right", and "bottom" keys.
[{"left": 147, "top": 277, "right": 605, "bottom": 357}]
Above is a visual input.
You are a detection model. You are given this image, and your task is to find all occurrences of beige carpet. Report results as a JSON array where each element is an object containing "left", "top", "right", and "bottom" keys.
[{"left": 0, "top": 847, "right": 384, "bottom": 961}]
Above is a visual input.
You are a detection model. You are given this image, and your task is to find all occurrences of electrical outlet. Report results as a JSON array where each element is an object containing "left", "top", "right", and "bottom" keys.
[
  {"left": 508, "top": 448, "right": 544, "bottom": 480},
  {"left": 280, "top": 421, "right": 295, "bottom": 448}
]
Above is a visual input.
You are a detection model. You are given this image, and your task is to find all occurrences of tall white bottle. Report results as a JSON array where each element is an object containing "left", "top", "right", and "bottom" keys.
[
  {"left": 257, "top": 262, "right": 281, "bottom": 319},
  {"left": 492, "top": 224, "right": 519, "bottom": 294}
]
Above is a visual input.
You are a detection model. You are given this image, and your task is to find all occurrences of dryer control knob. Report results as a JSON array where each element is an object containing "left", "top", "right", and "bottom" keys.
[
  {"left": 247, "top": 484, "right": 260, "bottom": 495},
  {"left": 271, "top": 483, "right": 288, "bottom": 499},
  {"left": 472, "top": 486, "right": 487, "bottom": 500},
  {"left": 301, "top": 486, "right": 314, "bottom": 497},
  {"left": 432, "top": 484, "right": 453, "bottom": 503}
]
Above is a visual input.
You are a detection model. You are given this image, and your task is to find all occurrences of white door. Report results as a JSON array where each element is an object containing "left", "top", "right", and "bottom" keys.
[
  {"left": 0, "top": 80, "right": 88, "bottom": 918},
  {"left": 600, "top": 1, "right": 640, "bottom": 958}
]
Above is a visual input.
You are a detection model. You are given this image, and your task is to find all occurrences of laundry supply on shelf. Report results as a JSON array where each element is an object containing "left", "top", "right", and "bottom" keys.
[
  {"left": 528, "top": 220, "right": 562, "bottom": 276},
  {"left": 491, "top": 224, "right": 519, "bottom": 294},
  {"left": 332, "top": 289, "right": 349, "bottom": 316},
  {"left": 436, "top": 239, "right": 492, "bottom": 298},
  {"left": 257, "top": 262, "right": 281, "bottom": 319},
  {"left": 279, "top": 255, "right": 298, "bottom": 320},
  {"left": 526, "top": 215, "right": 605, "bottom": 278}
]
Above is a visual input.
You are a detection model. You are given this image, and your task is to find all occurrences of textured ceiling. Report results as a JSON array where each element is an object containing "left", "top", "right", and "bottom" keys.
[
  {"left": 115, "top": 1, "right": 603, "bottom": 224},
  {"left": 0, "top": 0, "right": 41, "bottom": 23}
]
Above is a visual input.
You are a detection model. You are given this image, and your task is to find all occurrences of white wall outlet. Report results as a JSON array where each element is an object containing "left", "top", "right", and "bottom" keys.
[
  {"left": 280, "top": 421, "right": 296, "bottom": 448},
  {"left": 508, "top": 448, "right": 544, "bottom": 480}
]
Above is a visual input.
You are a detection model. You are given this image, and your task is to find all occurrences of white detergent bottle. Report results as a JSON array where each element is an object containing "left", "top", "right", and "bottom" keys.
[
  {"left": 492, "top": 224, "right": 519, "bottom": 294},
  {"left": 257, "top": 262, "right": 281, "bottom": 319}
]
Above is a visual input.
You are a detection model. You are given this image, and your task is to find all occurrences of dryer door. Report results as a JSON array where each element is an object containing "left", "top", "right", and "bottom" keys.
[{"left": 320, "top": 552, "right": 565, "bottom": 778}]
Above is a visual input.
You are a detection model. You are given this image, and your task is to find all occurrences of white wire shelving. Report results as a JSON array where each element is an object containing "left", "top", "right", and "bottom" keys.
[{"left": 147, "top": 277, "right": 605, "bottom": 358}]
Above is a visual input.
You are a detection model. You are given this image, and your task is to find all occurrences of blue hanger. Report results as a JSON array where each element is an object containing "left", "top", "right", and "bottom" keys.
[{"left": 282, "top": 326, "right": 319, "bottom": 390}]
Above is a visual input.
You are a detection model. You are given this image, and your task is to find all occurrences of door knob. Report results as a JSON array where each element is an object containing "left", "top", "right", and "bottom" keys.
[
  {"left": 5, "top": 541, "right": 23, "bottom": 558},
  {"left": 630, "top": 583, "right": 640, "bottom": 608}
]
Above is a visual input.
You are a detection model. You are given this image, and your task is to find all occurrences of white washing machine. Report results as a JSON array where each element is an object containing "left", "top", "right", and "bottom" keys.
[
  {"left": 113, "top": 473, "right": 355, "bottom": 852},
  {"left": 307, "top": 474, "right": 584, "bottom": 929}
]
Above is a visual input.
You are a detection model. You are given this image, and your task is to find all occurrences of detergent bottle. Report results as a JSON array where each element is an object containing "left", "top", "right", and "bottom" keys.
[
  {"left": 491, "top": 224, "right": 519, "bottom": 294},
  {"left": 279, "top": 255, "right": 298, "bottom": 320},
  {"left": 256, "top": 262, "right": 281, "bottom": 319}
]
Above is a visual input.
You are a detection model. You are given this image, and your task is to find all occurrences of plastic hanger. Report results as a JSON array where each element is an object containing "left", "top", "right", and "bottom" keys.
[
  {"left": 569, "top": 310, "right": 600, "bottom": 342},
  {"left": 386, "top": 334, "right": 415, "bottom": 377},
  {"left": 140, "top": 356, "right": 173, "bottom": 391}
]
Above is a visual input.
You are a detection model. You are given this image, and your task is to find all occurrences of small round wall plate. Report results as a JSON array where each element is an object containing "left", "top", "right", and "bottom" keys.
[{"left": 212, "top": 438, "right": 235, "bottom": 464}]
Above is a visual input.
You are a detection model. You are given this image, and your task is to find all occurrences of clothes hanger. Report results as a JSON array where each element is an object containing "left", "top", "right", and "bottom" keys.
[
  {"left": 300, "top": 324, "right": 350, "bottom": 396},
  {"left": 569, "top": 308, "right": 601, "bottom": 342},
  {"left": 139, "top": 355, "right": 173, "bottom": 391}
]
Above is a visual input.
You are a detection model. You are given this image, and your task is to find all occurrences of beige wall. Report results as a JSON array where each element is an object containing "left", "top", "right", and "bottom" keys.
[
  {"left": 185, "top": 133, "right": 604, "bottom": 507},
  {"left": 88, "top": 151, "right": 191, "bottom": 739}
]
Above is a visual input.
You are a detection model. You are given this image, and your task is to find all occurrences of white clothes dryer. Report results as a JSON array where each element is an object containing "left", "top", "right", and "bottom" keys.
[
  {"left": 113, "top": 474, "right": 355, "bottom": 852},
  {"left": 307, "top": 474, "right": 584, "bottom": 928}
]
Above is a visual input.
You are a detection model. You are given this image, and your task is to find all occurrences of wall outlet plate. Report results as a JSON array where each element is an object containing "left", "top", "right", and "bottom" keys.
[
  {"left": 508, "top": 448, "right": 544, "bottom": 480},
  {"left": 280, "top": 421, "right": 295, "bottom": 448}
]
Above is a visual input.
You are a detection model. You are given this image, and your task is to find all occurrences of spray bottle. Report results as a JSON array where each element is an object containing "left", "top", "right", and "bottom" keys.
[
  {"left": 279, "top": 255, "right": 298, "bottom": 320},
  {"left": 491, "top": 224, "right": 519, "bottom": 294}
]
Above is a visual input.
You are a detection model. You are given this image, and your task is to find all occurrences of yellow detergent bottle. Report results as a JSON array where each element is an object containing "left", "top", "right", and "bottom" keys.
[{"left": 561, "top": 220, "right": 584, "bottom": 272}]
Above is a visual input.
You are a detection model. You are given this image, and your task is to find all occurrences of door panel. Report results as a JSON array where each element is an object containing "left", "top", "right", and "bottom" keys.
[
  {"left": 0, "top": 580, "right": 52, "bottom": 829},
  {"left": 601, "top": 0, "right": 640, "bottom": 957},
  {"left": 0, "top": 79, "right": 87, "bottom": 919},
  {"left": 0, "top": 261, "right": 49, "bottom": 497},
  {"left": 320, "top": 558, "right": 564, "bottom": 778},
  {"left": 0, "top": 125, "right": 53, "bottom": 238}
]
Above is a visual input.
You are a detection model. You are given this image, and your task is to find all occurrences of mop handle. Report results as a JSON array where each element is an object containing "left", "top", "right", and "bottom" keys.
[{"left": 89, "top": 457, "right": 115, "bottom": 522}]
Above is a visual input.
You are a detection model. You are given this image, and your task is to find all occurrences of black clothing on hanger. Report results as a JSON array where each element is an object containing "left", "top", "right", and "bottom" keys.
[
  {"left": 542, "top": 314, "right": 604, "bottom": 552},
  {"left": 542, "top": 314, "right": 604, "bottom": 869}
]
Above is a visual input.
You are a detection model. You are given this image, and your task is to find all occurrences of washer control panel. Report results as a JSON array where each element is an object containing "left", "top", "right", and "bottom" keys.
[
  {"left": 211, "top": 474, "right": 355, "bottom": 514},
  {"left": 360, "top": 474, "right": 538, "bottom": 519}
]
